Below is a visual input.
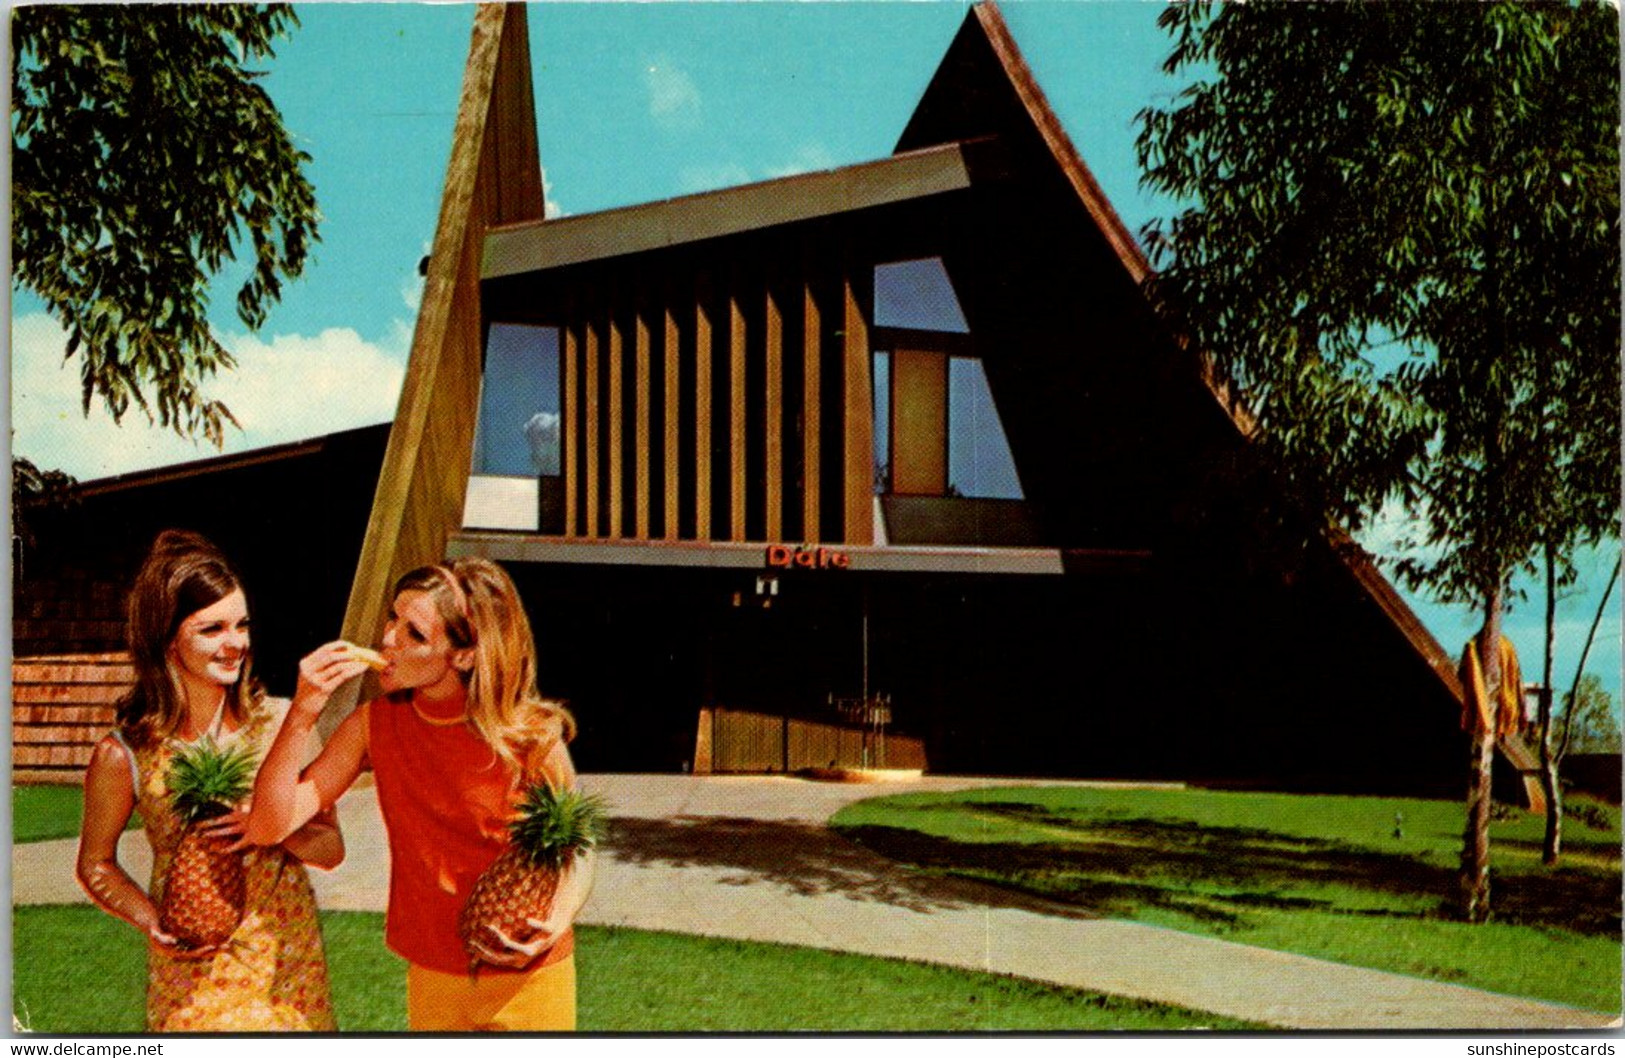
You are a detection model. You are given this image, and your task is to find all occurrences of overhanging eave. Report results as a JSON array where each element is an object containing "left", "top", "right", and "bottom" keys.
[
  {"left": 448, "top": 531, "right": 1146, "bottom": 577},
  {"left": 482, "top": 137, "right": 1007, "bottom": 279}
]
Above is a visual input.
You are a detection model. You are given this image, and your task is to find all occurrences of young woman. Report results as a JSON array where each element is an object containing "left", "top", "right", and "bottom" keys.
[
  {"left": 247, "top": 557, "right": 594, "bottom": 1032},
  {"left": 76, "top": 530, "right": 341, "bottom": 1032}
]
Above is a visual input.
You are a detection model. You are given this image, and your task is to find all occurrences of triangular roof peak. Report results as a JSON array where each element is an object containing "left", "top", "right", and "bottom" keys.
[
  {"left": 898, "top": 3, "right": 1470, "bottom": 708},
  {"left": 897, "top": 2, "right": 1149, "bottom": 285}
]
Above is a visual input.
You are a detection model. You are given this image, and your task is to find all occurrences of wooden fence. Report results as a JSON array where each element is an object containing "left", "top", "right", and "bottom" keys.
[
  {"left": 698, "top": 707, "right": 927, "bottom": 774},
  {"left": 13, "top": 653, "right": 130, "bottom": 783}
]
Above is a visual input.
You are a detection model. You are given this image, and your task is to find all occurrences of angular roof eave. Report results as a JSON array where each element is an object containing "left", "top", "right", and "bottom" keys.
[{"left": 482, "top": 137, "right": 1005, "bottom": 280}]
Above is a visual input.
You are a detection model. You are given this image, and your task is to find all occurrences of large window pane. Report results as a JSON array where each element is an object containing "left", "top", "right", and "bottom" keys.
[
  {"left": 873, "top": 351, "right": 891, "bottom": 495},
  {"left": 873, "top": 258, "right": 969, "bottom": 333},
  {"left": 948, "top": 358, "right": 1023, "bottom": 500},
  {"left": 473, "top": 323, "right": 561, "bottom": 477}
]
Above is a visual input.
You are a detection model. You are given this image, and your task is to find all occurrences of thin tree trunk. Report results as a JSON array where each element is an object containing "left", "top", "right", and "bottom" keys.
[
  {"left": 1558, "top": 555, "right": 1621, "bottom": 761},
  {"left": 1539, "top": 544, "right": 1562, "bottom": 865},
  {"left": 1460, "top": 582, "right": 1503, "bottom": 923}
]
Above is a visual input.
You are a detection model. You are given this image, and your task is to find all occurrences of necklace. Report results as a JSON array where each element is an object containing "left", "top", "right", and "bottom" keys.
[{"left": 411, "top": 697, "right": 469, "bottom": 727}]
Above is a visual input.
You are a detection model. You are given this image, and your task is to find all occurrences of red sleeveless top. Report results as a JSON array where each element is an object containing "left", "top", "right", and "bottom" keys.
[{"left": 367, "top": 688, "right": 574, "bottom": 974}]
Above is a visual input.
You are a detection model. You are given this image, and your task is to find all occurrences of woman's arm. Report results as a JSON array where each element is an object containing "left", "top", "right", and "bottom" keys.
[
  {"left": 281, "top": 805, "right": 344, "bottom": 870},
  {"left": 244, "top": 642, "right": 370, "bottom": 847},
  {"left": 76, "top": 737, "right": 173, "bottom": 946}
]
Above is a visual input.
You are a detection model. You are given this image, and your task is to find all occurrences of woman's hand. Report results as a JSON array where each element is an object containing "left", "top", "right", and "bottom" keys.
[
  {"left": 147, "top": 926, "right": 222, "bottom": 961},
  {"left": 468, "top": 916, "right": 566, "bottom": 969},
  {"left": 194, "top": 805, "right": 252, "bottom": 853},
  {"left": 291, "top": 642, "right": 371, "bottom": 718}
]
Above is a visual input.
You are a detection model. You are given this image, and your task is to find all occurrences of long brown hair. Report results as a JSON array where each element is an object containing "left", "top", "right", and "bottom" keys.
[
  {"left": 117, "top": 530, "right": 262, "bottom": 749},
  {"left": 391, "top": 557, "right": 573, "bottom": 773}
]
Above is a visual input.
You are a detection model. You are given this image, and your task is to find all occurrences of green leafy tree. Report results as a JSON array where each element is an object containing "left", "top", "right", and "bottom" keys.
[
  {"left": 11, "top": 457, "right": 78, "bottom": 578},
  {"left": 1137, "top": 1, "right": 1619, "bottom": 921},
  {"left": 11, "top": 4, "right": 320, "bottom": 446},
  {"left": 1563, "top": 675, "right": 1621, "bottom": 756}
]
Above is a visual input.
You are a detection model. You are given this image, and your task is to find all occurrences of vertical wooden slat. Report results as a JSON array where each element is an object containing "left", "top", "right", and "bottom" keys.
[
  {"left": 729, "top": 273, "right": 747, "bottom": 542},
  {"left": 664, "top": 282, "right": 681, "bottom": 540},
  {"left": 764, "top": 272, "right": 784, "bottom": 542},
  {"left": 584, "top": 295, "right": 600, "bottom": 538},
  {"left": 842, "top": 265, "right": 873, "bottom": 544},
  {"left": 694, "top": 273, "right": 713, "bottom": 540},
  {"left": 563, "top": 305, "right": 579, "bottom": 537},
  {"left": 801, "top": 261, "right": 821, "bottom": 543},
  {"left": 607, "top": 289, "right": 624, "bottom": 539},
  {"left": 635, "top": 284, "right": 652, "bottom": 540}
]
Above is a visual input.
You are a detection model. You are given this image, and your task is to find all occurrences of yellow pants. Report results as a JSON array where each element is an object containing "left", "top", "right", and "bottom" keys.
[{"left": 406, "top": 956, "right": 576, "bottom": 1032}]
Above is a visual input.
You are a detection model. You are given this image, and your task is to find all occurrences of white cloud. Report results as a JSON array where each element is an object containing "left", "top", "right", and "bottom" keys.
[
  {"left": 543, "top": 174, "right": 565, "bottom": 220},
  {"left": 677, "top": 162, "right": 753, "bottom": 195},
  {"left": 401, "top": 275, "right": 424, "bottom": 314},
  {"left": 645, "top": 59, "right": 701, "bottom": 129},
  {"left": 764, "top": 143, "right": 837, "bottom": 180},
  {"left": 11, "top": 312, "right": 407, "bottom": 481}
]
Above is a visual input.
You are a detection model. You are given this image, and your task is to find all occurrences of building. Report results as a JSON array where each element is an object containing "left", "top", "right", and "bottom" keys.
[{"left": 18, "top": 3, "right": 1522, "bottom": 795}]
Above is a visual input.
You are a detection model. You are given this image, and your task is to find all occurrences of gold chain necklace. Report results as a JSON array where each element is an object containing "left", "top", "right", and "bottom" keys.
[{"left": 410, "top": 697, "right": 469, "bottom": 727}]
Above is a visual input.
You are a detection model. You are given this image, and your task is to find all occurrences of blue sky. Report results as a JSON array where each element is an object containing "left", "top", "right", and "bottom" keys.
[{"left": 10, "top": 1, "right": 1619, "bottom": 709}]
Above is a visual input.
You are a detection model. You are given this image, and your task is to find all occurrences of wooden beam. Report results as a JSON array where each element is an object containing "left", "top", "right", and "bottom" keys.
[
  {"left": 729, "top": 271, "right": 747, "bottom": 542},
  {"left": 802, "top": 253, "right": 821, "bottom": 543},
  {"left": 694, "top": 272, "right": 713, "bottom": 540},
  {"left": 663, "top": 279, "right": 681, "bottom": 540},
  {"left": 584, "top": 296, "right": 600, "bottom": 538},
  {"left": 842, "top": 263, "right": 874, "bottom": 544},
  {"left": 563, "top": 309, "right": 579, "bottom": 536},
  {"left": 335, "top": 4, "right": 543, "bottom": 731},
  {"left": 607, "top": 288, "right": 624, "bottom": 539},
  {"left": 635, "top": 283, "right": 652, "bottom": 540},
  {"left": 764, "top": 270, "right": 784, "bottom": 542}
]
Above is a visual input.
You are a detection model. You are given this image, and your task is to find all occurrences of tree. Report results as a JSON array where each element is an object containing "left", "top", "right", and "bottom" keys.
[
  {"left": 1137, "top": 2, "right": 1619, "bottom": 921},
  {"left": 11, "top": 5, "right": 320, "bottom": 446},
  {"left": 1563, "top": 675, "right": 1621, "bottom": 756},
  {"left": 11, "top": 457, "right": 78, "bottom": 577},
  {"left": 1535, "top": 551, "right": 1619, "bottom": 864}
]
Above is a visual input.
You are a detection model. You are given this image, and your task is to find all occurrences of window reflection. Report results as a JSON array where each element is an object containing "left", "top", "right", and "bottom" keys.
[
  {"left": 473, "top": 323, "right": 561, "bottom": 477},
  {"left": 873, "top": 258, "right": 970, "bottom": 333}
]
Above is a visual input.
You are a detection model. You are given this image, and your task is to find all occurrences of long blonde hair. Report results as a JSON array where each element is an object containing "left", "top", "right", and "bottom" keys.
[
  {"left": 118, "top": 530, "right": 263, "bottom": 749},
  {"left": 392, "top": 557, "right": 573, "bottom": 773}
]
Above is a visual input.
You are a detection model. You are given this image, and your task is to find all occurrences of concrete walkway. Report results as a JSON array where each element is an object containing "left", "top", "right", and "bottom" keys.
[{"left": 14, "top": 774, "right": 1619, "bottom": 1031}]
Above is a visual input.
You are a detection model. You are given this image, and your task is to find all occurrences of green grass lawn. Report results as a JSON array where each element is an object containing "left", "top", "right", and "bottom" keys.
[
  {"left": 14, "top": 784, "right": 140, "bottom": 843},
  {"left": 831, "top": 786, "right": 1622, "bottom": 1014},
  {"left": 12, "top": 906, "right": 1261, "bottom": 1032}
]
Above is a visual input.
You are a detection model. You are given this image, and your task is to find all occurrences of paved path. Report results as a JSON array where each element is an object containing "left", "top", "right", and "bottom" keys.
[{"left": 14, "top": 774, "right": 1618, "bottom": 1031}]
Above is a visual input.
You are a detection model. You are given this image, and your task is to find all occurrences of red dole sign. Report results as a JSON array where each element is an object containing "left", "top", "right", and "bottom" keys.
[{"left": 765, "top": 544, "right": 851, "bottom": 570}]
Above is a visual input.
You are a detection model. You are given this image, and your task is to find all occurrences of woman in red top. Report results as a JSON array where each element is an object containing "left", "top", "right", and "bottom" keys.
[{"left": 246, "top": 558, "right": 593, "bottom": 1031}]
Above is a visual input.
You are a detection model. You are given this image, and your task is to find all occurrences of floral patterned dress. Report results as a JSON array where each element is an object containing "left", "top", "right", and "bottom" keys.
[{"left": 124, "top": 697, "right": 335, "bottom": 1032}]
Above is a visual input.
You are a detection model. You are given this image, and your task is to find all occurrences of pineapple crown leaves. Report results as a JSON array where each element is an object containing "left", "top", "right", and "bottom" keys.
[
  {"left": 167, "top": 736, "right": 258, "bottom": 824},
  {"left": 508, "top": 784, "right": 608, "bottom": 872}
]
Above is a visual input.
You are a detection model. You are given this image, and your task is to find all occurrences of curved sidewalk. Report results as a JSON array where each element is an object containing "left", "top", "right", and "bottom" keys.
[{"left": 13, "top": 773, "right": 1619, "bottom": 1031}]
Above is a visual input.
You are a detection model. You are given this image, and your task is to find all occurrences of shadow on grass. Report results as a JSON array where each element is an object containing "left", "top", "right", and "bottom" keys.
[
  {"left": 835, "top": 804, "right": 1622, "bottom": 938},
  {"left": 601, "top": 815, "right": 1094, "bottom": 918}
]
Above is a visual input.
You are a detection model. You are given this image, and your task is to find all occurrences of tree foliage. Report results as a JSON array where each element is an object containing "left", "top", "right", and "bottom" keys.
[
  {"left": 1563, "top": 675, "right": 1621, "bottom": 755},
  {"left": 1136, "top": 0, "right": 1620, "bottom": 607},
  {"left": 11, "top": 4, "right": 320, "bottom": 446}
]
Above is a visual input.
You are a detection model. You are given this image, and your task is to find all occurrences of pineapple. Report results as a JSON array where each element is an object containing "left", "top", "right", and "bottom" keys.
[
  {"left": 158, "top": 737, "right": 257, "bottom": 950},
  {"left": 460, "top": 784, "right": 606, "bottom": 970}
]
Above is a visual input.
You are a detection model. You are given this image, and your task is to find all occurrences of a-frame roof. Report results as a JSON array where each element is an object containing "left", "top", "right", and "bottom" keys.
[{"left": 892, "top": 2, "right": 1467, "bottom": 705}]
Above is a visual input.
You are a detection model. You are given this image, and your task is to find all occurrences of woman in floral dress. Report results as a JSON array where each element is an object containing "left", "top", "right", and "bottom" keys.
[{"left": 76, "top": 531, "right": 340, "bottom": 1031}]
